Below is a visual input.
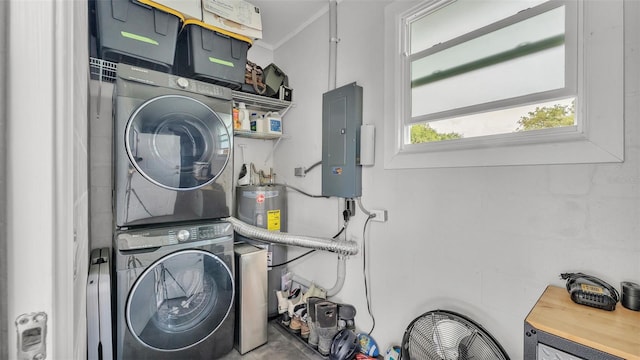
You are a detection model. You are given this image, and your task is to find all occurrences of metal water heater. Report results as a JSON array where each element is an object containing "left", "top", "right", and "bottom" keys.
[{"left": 235, "top": 185, "right": 287, "bottom": 318}]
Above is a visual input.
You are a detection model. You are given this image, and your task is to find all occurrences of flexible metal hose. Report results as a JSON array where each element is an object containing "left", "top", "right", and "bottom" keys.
[{"left": 227, "top": 217, "right": 359, "bottom": 256}]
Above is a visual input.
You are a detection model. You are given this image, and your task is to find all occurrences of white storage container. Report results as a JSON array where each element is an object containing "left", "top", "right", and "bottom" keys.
[
  {"left": 202, "top": 0, "right": 262, "bottom": 39},
  {"left": 264, "top": 112, "right": 282, "bottom": 135}
]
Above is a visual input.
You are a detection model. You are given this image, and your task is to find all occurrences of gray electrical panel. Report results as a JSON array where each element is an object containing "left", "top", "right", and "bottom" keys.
[{"left": 322, "top": 82, "right": 362, "bottom": 198}]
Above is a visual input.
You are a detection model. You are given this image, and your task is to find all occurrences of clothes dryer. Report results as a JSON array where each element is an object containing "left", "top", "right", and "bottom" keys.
[
  {"left": 113, "top": 220, "right": 235, "bottom": 359},
  {"left": 114, "top": 63, "right": 233, "bottom": 228}
]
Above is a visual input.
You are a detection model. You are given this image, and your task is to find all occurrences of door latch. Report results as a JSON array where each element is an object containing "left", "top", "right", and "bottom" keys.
[{"left": 15, "top": 312, "right": 47, "bottom": 360}]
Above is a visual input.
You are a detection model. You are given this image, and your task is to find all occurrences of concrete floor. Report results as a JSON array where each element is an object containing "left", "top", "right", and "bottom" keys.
[{"left": 220, "top": 320, "right": 326, "bottom": 359}]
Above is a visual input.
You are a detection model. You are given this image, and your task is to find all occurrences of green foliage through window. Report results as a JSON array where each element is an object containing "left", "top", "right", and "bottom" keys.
[
  {"left": 411, "top": 124, "right": 463, "bottom": 144},
  {"left": 516, "top": 101, "right": 575, "bottom": 131},
  {"left": 410, "top": 100, "right": 575, "bottom": 144}
]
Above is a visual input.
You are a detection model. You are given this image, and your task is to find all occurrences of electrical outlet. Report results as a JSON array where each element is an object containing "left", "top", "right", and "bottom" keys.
[
  {"left": 371, "top": 209, "right": 388, "bottom": 222},
  {"left": 294, "top": 167, "right": 306, "bottom": 177}
]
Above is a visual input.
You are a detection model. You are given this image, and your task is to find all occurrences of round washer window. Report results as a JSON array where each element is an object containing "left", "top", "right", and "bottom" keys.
[
  {"left": 125, "top": 95, "right": 230, "bottom": 191},
  {"left": 126, "top": 249, "right": 234, "bottom": 351}
]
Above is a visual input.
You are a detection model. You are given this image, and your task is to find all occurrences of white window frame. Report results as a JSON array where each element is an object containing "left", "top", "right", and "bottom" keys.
[{"left": 383, "top": 0, "right": 624, "bottom": 169}]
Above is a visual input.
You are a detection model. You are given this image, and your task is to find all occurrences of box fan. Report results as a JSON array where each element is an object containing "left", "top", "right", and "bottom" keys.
[{"left": 401, "top": 309, "right": 509, "bottom": 360}]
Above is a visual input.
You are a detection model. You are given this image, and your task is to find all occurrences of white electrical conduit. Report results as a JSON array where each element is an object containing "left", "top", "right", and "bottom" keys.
[
  {"left": 227, "top": 217, "right": 359, "bottom": 256},
  {"left": 292, "top": 255, "right": 346, "bottom": 297},
  {"left": 356, "top": 197, "right": 373, "bottom": 217},
  {"left": 328, "top": 0, "right": 338, "bottom": 90}
]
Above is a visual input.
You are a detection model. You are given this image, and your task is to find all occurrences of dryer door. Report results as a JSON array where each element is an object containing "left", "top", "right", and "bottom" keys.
[
  {"left": 125, "top": 94, "right": 231, "bottom": 191},
  {"left": 126, "top": 249, "right": 234, "bottom": 351}
]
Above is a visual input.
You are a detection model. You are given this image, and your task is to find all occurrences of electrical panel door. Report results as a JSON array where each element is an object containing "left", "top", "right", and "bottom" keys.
[{"left": 321, "top": 82, "right": 362, "bottom": 198}]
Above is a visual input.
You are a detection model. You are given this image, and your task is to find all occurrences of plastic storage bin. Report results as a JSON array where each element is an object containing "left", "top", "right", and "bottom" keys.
[
  {"left": 94, "top": 0, "right": 181, "bottom": 72},
  {"left": 174, "top": 20, "right": 251, "bottom": 90},
  {"left": 263, "top": 63, "right": 287, "bottom": 97},
  {"left": 136, "top": 0, "right": 202, "bottom": 21}
]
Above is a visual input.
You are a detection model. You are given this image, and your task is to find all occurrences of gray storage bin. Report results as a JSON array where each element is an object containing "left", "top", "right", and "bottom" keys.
[
  {"left": 95, "top": 0, "right": 181, "bottom": 72},
  {"left": 174, "top": 20, "right": 251, "bottom": 90}
]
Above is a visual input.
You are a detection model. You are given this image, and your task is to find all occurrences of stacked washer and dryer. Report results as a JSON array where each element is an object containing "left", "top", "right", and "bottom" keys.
[{"left": 111, "top": 63, "right": 236, "bottom": 359}]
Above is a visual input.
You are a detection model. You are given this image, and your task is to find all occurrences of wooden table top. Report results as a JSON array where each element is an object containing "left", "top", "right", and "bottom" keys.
[{"left": 526, "top": 285, "right": 640, "bottom": 359}]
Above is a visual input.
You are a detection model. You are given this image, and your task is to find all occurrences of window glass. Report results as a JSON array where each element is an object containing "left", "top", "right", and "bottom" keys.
[
  {"left": 126, "top": 95, "right": 231, "bottom": 190},
  {"left": 127, "top": 250, "right": 233, "bottom": 351},
  {"left": 406, "top": 1, "right": 575, "bottom": 144},
  {"left": 411, "top": 6, "right": 566, "bottom": 116},
  {"left": 409, "top": 0, "right": 546, "bottom": 54},
  {"left": 409, "top": 98, "right": 575, "bottom": 144}
]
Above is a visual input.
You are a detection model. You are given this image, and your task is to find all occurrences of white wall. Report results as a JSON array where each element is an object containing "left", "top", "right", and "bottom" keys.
[
  {"left": 272, "top": 0, "right": 640, "bottom": 358},
  {"left": 247, "top": 42, "right": 274, "bottom": 68}
]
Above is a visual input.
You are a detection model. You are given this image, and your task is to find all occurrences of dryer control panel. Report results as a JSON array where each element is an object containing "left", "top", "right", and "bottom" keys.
[
  {"left": 116, "top": 221, "right": 233, "bottom": 250},
  {"left": 116, "top": 63, "right": 232, "bottom": 100},
  {"left": 168, "top": 74, "right": 231, "bottom": 99}
]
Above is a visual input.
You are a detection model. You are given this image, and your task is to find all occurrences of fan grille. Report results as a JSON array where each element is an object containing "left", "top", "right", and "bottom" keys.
[{"left": 402, "top": 310, "right": 509, "bottom": 360}]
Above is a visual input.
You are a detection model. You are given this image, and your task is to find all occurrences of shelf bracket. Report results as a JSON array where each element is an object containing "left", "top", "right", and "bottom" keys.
[
  {"left": 279, "top": 102, "right": 294, "bottom": 117},
  {"left": 264, "top": 136, "right": 285, "bottom": 164}
]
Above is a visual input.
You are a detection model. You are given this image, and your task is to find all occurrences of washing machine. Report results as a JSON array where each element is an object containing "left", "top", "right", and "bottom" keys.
[
  {"left": 113, "top": 220, "right": 235, "bottom": 359},
  {"left": 113, "top": 63, "right": 234, "bottom": 229}
]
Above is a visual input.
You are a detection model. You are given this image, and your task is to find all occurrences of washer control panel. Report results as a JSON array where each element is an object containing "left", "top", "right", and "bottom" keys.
[{"left": 116, "top": 221, "right": 232, "bottom": 250}]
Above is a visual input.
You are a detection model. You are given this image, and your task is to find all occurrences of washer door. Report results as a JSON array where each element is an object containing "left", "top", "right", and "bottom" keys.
[
  {"left": 126, "top": 249, "right": 234, "bottom": 351},
  {"left": 125, "top": 95, "right": 230, "bottom": 191}
]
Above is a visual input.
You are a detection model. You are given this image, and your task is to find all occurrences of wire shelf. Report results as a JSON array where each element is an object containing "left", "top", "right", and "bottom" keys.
[
  {"left": 231, "top": 91, "right": 292, "bottom": 114},
  {"left": 89, "top": 57, "right": 117, "bottom": 82},
  {"left": 88, "top": 57, "right": 292, "bottom": 113}
]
